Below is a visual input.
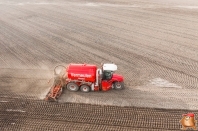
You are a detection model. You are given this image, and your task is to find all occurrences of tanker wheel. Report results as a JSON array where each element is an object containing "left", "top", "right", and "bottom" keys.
[
  {"left": 67, "top": 83, "right": 79, "bottom": 92},
  {"left": 80, "top": 85, "right": 90, "bottom": 93},
  {"left": 113, "top": 82, "right": 124, "bottom": 90}
]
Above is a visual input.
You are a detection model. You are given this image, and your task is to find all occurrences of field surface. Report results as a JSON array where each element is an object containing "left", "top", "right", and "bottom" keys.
[{"left": 0, "top": 0, "right": 198, "bottom": 130}]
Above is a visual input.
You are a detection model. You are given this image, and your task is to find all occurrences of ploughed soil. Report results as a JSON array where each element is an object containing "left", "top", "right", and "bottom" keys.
[{"left": 0, "top": 0, "right": 198, "bottom": 130}]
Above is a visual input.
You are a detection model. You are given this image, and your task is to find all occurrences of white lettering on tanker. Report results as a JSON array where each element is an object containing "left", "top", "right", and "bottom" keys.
[{"left": 71, "top": 73, "right": 92, "bottom": 78}]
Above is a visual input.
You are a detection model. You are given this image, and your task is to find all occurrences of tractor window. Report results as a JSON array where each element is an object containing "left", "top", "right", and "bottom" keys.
[{"left": 102, "top": 71, "right": 113, "bottom": 80}]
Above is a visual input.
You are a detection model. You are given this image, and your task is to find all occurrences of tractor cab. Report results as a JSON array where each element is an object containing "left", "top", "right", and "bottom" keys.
[
  {"left": 101, "top": 63, "right": 124, "bottom": 91},
  {"left": 102, "top": 63, "right": 117, "bottom": 80},
  {"left": 102, "top": 71, "right": 113, "bottom": 80}
]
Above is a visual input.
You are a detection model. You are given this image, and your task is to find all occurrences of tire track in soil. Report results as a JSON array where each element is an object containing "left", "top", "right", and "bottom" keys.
[
  {"left": 1, "top": 0, "right": 198, "bottom": 130},
  {"left": 0, "top": 7, "right": 105, "bottom": 66},
  {"left": 1, "top": 2, "right": 198, "bottom": 74},
  {"left": 0, "top": 96, "right": 195, "bottom": 130},
  {"left": 12, "top": 6, "right": 196, "bottom": 77},
  {"left": 15, "top": 4, "right": 198, "bottom": 75},
  {"left": 50, "top": 2, "right": 198, "bottom": 42},
  {"left": 15, "top": 3, "right": 198, "bottom": 54},
  {"left": 15, "top": 7, "right": 196, "bottom": 90},
  {"left": 5, "top": 2, "right": 198, "bottom": 51},
  {"left": 0, "top": 0, "right": 198, "bottom": 110}
]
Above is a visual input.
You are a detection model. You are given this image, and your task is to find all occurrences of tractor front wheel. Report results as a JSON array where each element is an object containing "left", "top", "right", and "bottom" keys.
[
  {"left": 67, "top": 83, "right": 79, "bottom": 92},
  {"left": 113, "top": 82, "right": 124, "bottom": 90}
]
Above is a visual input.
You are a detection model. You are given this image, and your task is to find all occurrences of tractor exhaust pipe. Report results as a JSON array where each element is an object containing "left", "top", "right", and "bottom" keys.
[{"left": 95, "top": 69, "right": 102, "bottom": 87}]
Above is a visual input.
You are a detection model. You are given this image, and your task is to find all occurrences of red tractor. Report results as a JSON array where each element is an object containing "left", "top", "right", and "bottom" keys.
[{"left": 45, "top": 63, "right": 124, "bottom": 101}]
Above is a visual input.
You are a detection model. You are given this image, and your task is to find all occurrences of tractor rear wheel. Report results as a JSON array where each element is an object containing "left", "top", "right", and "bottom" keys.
[
  {"left": 67, "top": 83, "right": 79, "bottom": 92},
  {"left": 113, "top": 82, "right": 124, "bottom": 90},
  {"left": 80, "top": 85, "right": 90, "bottom": 93}
]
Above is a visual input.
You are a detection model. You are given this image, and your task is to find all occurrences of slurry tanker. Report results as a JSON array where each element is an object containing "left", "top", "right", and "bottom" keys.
[{"left": 45, "top": 63, "right": 124, "bottom": 101}]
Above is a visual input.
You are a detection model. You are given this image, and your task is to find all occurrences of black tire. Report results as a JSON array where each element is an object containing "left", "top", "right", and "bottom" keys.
[
  {"left": 80, "top": 85, "right": 90, "bottom": 93},
  {"left": 67, "top": 83, "right": 79, "bottom": 92},
  {"left": 113, "top": 82, "right": 124, "bottom": 90}
]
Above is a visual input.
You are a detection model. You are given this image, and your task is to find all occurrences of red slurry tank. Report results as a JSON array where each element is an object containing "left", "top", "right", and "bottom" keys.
[
  {"left": 67, "top": 64, "right": 97, "bottom": 82},
  {"left": 45, "top": 63, "right": 124, "bottom": 101}
]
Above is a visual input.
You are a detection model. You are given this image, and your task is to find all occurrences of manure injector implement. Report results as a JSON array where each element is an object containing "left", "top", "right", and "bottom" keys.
[{"left": 45, "top": 63, "right": 124, "bottom": 101}]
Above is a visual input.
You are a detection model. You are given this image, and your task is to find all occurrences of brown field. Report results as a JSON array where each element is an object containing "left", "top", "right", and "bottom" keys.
[{"left": 1, "top": 0, "right": 198, "bottom": 130}]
